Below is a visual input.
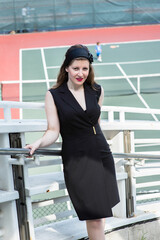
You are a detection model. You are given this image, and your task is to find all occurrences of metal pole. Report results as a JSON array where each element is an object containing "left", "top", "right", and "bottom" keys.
[
  {"left": 131, "top": 0, "right": 134, "bottom": 25},
  {"left": 13, "top": 0, "right": 17, "bottom": 31},
  {"left": 0, "top": 148, "right": 62, "bottom": 156},
  {"left": 92, "top": 0, "right": 96, "bottom": 28},
  {"left": 0, "top": 148, "right": 160, "bottom": 159},
  {"left": 53, "top": 0, "right": 56, "bottom": 30}
]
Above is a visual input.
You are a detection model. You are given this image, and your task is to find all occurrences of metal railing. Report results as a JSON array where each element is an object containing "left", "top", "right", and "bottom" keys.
[
  {"left": 0, "top": 148, "right": 160, "bottom": 160},
  {"left": 0, "top": 148, "right": 160, "bottom": 212},
  {"left": 0, "top": 100, "right": 160, "bottom": 240},
  {"left": 0, "top": 146, "right": 160, "bottom": 239},
  {"left": 0, "top": 148, "right": 61, "bottom": 156},
  {"left": 1, "top": 100, "right": 160, "bottom": 122}
]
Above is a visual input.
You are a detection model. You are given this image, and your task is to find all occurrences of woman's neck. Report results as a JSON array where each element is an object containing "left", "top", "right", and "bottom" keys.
[{"left": 67, "top": 80, "right": 84, "bottom": 91}]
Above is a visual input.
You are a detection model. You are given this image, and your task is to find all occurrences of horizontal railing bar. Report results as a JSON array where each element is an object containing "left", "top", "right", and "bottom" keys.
[
  {"left": 0, "top": 148, "right": 61, "bottom": 156},
  {"left": 135, "top": 170, "right": 160, "bottom": 177},
  {"left": 136, "top": 193, "right": 160, "bottom": 201},
  {"left": 0, "top": 101, "right": 44, "bottom": 109},
  {"left": 32, "top": 196, "right": 70, "bottom": 208},
  {"left": 1, "top": 101, "right": 160, "bottom": 116},
  {"left": 135, "top": 143, "right": 160, "bottom": 148},
  {"left": 135, "top": 139, "right": 160, "bottom": 144},
  {"left": 0, "top": 148, "right": 160, "bottom": 160},
  {"left": 26, "top": 159, "right": 62, "bottom": 168},
  {"left": 136, "top": 163, "right": 160, "bottom": 169},
  {"left": 102, "top": 106, "right": 160, "bottom": 114},
  {"left": 32, "top": 199, "right": 54, "bottom": 209},
  {"left": 136, "top": 181, "right": 160, "bottom": 188},
  {"left": 0, "top": 190, "right": 19, "bottom": 203},
  {"left": 0, "top": 79, "right": 56, "bottom": 84},
  {"left": 113, "top": 153, "right": 160, "bottom": 160}
]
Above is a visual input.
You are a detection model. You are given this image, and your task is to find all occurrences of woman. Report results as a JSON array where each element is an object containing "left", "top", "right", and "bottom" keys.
[{"left": 25, "top": 44, "right": 120, "bottom": 240}]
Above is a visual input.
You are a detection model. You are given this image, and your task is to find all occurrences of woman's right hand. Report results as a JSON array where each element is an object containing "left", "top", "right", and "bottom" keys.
[{"left": 24, "top": 138, "right": 42, "bottom": 156}]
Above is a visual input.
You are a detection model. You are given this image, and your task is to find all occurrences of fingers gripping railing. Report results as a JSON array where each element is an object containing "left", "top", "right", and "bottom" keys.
[{"left": 0, "top": 148, "right": 62, "bottom": 166}]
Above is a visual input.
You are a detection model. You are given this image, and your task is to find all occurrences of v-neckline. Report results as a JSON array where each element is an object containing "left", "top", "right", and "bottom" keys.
[{"left": 66, "top": 82, "right": 87, "bottom": 112}]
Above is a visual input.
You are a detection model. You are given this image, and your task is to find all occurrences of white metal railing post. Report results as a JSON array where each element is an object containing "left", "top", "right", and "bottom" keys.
[
  {"left": 0, "top": 134, "right": 20, "bottom": 240},
  {"left": 110, "top": 128, "right": 127, "bottom": 218},
  {"left": 3, "top": 107, "right": 11, "bottom": 122},
  {"left": 119, "top": 111, "right": 125, "bottom": 122},
  {"left": 125, "top": 158, "right": 136, "bottom": 217},
  {"left": 22, "top": 155, "right": 36, "bottom": 240},
  {"left": 108, "top": 110, "right": 114, "bottom": 122},
  {"left": 123, "top": 130, "right": 136, "bottom": 217}
]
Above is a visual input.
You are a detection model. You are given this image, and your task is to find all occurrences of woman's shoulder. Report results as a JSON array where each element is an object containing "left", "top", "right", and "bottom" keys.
[
  {"left": 49, "top": 83, "right": 64, "bottom": 94},
  {"left": 49, "top": 87, "right": 57, "bottom": 94},
  {"left": 93, "top": 82, "right": 101, "bottom": 90},
  {"left": 85, "top": 82, "right": 102, "bottom": 100},
  {"left": 93, "top": 83, "right": 102, "bottom": 97}
]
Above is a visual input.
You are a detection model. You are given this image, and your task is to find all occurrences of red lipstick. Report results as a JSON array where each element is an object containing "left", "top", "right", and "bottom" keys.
[{"left": 77, "top": 78, "right": 83, "bottom": 82}]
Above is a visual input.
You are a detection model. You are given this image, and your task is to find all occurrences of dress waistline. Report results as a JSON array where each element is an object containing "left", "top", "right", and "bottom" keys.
[{"left": 61, "top": 123, "right": 101, "bottom": 140}]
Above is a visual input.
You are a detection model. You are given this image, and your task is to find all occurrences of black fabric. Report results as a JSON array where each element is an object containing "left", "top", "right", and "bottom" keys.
[
  {"left": 49, "top": 82, "right": 120, "bottom": 221},
  {"left": 65, "top": 47, "right": 94, "bottom": 65}
]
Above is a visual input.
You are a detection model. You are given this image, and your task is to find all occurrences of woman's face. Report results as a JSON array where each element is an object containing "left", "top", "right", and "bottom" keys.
[{"left": 66, "top": 59, "right": 90, "bottom": 86}]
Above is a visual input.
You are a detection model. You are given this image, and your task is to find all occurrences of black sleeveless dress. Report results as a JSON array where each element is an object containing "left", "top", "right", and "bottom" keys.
[{"left": 49, "top": 82, "right": 120, "bottom": 221}]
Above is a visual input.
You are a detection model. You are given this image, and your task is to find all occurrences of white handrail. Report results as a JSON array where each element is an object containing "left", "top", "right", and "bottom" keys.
[
  {"left": 0, "top": 101, "right": 44, "bottom": 109},
  {"left": 101, "top": 106, "right": 160, "bottom": 114},
  {"left": 1, "top": 101, "right": 160, "bottom": 123},
  {"left": 1, "top": 101, "right": 160, "bottom": 114}
]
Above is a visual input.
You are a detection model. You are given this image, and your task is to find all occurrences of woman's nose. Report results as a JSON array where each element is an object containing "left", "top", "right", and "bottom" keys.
[{"left": 78, "top": 70, "right": 83, "bottom": 76}]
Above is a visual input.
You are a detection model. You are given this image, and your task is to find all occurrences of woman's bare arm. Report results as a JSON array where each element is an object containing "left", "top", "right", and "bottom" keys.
[
  {"left": 98, "top": 87, "right": 104, "bottom": 124},
  {"left": 25, "top": 91, "right": 60, "bottom": 155}
]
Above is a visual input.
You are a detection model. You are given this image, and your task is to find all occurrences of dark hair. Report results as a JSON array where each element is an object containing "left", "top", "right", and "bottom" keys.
[{"left": 52, "top": 44, "right": 96, "bottom": 89}]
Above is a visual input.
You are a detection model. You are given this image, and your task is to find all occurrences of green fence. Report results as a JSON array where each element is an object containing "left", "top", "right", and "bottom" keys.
[{"left": 0, "top": 0, "right": 160, "bottom": 34}]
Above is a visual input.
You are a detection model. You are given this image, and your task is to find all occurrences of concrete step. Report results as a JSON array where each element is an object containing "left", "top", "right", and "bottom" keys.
[
  {"left": 26, "top": 172, "right": 127, "bottom": 197},
  {"left": 26, "top": 172, "right": 65, "bottom": 196},
  {"left": 35, "top": 210, "right": 160, "bottom": 240}
]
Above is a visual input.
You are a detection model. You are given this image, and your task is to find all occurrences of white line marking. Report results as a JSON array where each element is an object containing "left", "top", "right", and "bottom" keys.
[
  {"left": 19, "top": 49, "right": 23, "bottom": 119},
  {"left": 41, "top": 48, "right": 50, "bottom": 89},
  {"left": 46, "top": 59, "right": 160, "bottom": 69},
  {"left": 116, "top": 63, "right": 159, "bottom": 122},
  {"left": 2, "top": 72, "right": 160, "bottom": 84},
  {"left": 93, "top": 59, "right": 160, "bottom": 66},
  {"left": 95, "top": 73, "right": 160, "bottom": 80},
  {"left": 47, "top": 65, "right": 60, "bottom": 69},
  {"left": 20, "top": 39, "right": 160, "bottom": 51}
]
